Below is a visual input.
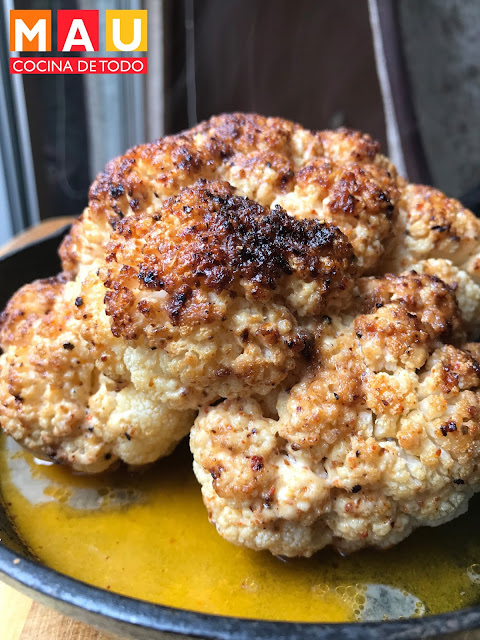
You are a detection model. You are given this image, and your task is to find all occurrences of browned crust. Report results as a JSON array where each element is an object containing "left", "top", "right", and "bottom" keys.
[
  {"left": 318, "top": 127, "right": 381, "bottom": 163},
  {"left": 401, "top": 184, "right": 480, "bottom": 252},
  {"left": 356, "top": 271, "right": 464, "bottom": 344},
  {"left": 87, "top": 115, "right": 389, "bottom": 220},
  {"left": 0, "top": 274, "right": 71, "bottom": 346},
  {"left": 434, "top": 344, "right": 480, "bottom": 395},
  {"left": 88, "top": 114, "right": 300, "bottom": 219},
  {"left": 102, "top": 179, "right": 356, "bottom": 337},
  {"left": 297, "top": 161, "right": 397, "bottom": 220},
  {"left": 60, "top": 113, "right": 396, "bottom": 275}
]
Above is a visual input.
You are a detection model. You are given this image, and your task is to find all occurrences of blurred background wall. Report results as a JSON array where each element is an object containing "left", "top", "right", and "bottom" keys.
[{"left": 1, "top": 0, "right": 480, "bottom": 244}]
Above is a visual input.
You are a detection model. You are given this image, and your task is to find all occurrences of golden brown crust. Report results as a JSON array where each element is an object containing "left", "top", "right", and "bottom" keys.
[
  {"left": 88, "top": 113, "right": 300, "bottom": 223},
  {"left": 0, "top": 274, "right": 71, "bottom": 345},
  {"left": 379, "top": 184, "right": 480, "bottom": 339},
  {"left": 0, "top": 277, "right": 103, "bottom": 468},
  {"left": 281, "top": 271, "right": 463, "bottom": 457},
  {"left": 420, "top": 344, "right": 480, "bottom": 395},
  {"left": 405, "top": 185, "right": 480, "bottom": 262},
  {"left": 277, "top": 324, "right": 364, "bottom": 461},
  {"left": 355, "top": 272, "right": 464, "bottom": 349},
  {"left": 385, "top": 184, "right": 480, "bottom": 275},
  {"left": 317, "top": 127, "right": 382, "bottom": 164},
  {"left": 102, "top": 179, "right": 356, "bottom": 339},
  {"left": 60, "top": 114, "right": 399, "bottom": 276},
  {"left": 303, "top": 162, "right": 395, "bottom": 220}
]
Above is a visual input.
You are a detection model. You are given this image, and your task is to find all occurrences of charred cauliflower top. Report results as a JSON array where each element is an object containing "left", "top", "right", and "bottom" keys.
[
  {"left": 60, "top": 113, "right": 399, "bottom": 275},
  {"left": 1, "top": 112, "right": 480, "bottom": 558}
]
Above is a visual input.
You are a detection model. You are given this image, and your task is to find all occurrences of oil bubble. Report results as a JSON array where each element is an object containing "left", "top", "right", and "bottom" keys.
[
  {"left": 33, "top": 457, "right": 54, "bottom": 467},
  {"left": 311, "top": 584, "right": 329, "bottom": 598},
  {"left": 241, "top": 578, "right": 258, "bottom": 593},
  {"left": 467, "top": 564, "right": 480, "bottom": 584}
]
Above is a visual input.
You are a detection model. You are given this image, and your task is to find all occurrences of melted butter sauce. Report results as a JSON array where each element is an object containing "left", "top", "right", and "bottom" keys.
[{"left": 1, "top": 435, "right": 480, "bottom": 622}]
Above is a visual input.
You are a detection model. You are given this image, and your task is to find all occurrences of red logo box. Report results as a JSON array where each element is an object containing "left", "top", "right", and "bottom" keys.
[{"left": 57, "top": 10, "right": 99, "bottom": 52}]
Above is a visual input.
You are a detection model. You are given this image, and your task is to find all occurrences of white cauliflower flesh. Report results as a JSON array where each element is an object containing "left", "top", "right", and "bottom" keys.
[{"left": 191, "top": 272, "right": 480, "bottom": 557}]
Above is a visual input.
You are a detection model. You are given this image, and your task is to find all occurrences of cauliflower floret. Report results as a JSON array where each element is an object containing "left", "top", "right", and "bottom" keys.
[
  {"left": 272, "top": 157, "right": 399, "bottom": 273},
  {"left": 191, "top": 272, "right": 480, "bottom": 557},
  {"left": 383, "top": 184, "right": 480, "bottom": 338},
  {"left": 387, "top": 184, "right": 480, "bottom": 272},
  {"left": 59, "top": 205, "right": 114, "bottom": 274},
  {"left": 96, "top": 179, "right": 356, "bottom": 408},
  {"left": 0, "top": 276, "right": 194, "bottom": 473},
  {"left": 407, "top": 259, "right": 480, "bottom": 338}
]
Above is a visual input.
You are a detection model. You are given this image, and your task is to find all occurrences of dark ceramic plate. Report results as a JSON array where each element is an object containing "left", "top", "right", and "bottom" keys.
[{"left": 1, "top": 227, "right": 480, "bottom": 640}]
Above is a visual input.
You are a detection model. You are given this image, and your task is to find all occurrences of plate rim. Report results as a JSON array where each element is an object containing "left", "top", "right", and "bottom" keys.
[{"left": 2, "top": 542, "right": 480, "bottom": 640}]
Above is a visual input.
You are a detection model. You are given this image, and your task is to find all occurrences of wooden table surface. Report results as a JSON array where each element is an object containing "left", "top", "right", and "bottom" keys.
[{"left": 0, "top": 218, "right": 121, "bottom": 640}]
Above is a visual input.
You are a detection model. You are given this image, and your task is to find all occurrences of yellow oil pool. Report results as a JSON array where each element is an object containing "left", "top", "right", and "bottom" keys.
[{"left": 1, "top": 435, "right": 479, "bottom": 622}]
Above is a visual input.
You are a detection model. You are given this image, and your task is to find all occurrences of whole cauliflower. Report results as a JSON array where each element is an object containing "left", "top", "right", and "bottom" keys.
[
  {"left": 2, "top": 112, "right": 480, "bottom": 558},
  {"left": 191, "top": 271, "right": 480, "bottom": 556}
]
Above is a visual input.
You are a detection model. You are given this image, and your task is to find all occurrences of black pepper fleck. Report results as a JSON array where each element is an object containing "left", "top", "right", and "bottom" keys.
[
  {"left": 110, "top": 185, "right": 125, "bottom": 198},
  {"left": 440, "top": 420, "right": 457, "bottom": 436}
]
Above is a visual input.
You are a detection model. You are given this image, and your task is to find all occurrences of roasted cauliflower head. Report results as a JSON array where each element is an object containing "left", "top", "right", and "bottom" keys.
[
  {"left": 191, "top": 271, "right": 480, "bottom": 557},
  {"left": 2, "top": 109, "right": 480, "bottom": 525}
]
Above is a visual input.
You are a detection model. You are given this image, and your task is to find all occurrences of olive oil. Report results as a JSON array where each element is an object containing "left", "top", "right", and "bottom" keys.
[{"left": 1, "top": 435, "right": 479, "bottom": 622}]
